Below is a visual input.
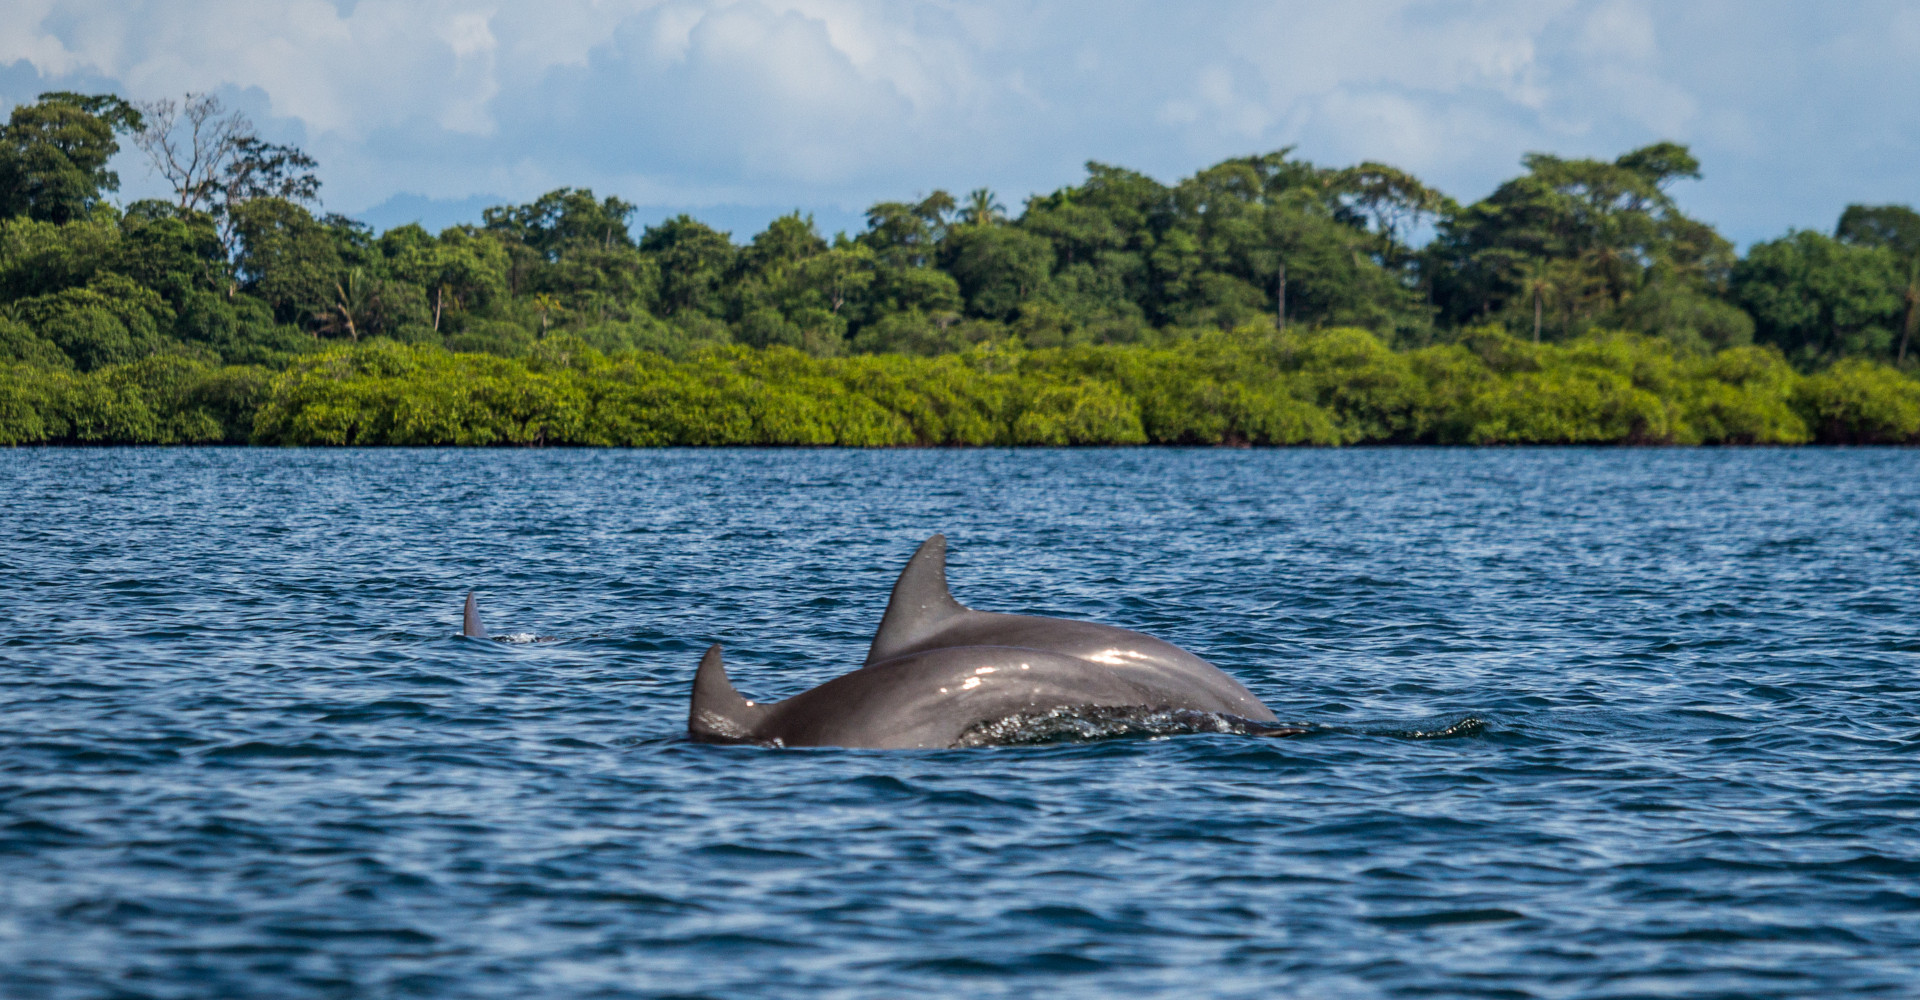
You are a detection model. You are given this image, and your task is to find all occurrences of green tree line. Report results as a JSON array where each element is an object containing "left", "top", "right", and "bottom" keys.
[
  {"left": 2, "top": 90, "right": 1917, "bottom": 446},
  {"left": 6, "top": 329, "right": 1919, "bottom": 446}
]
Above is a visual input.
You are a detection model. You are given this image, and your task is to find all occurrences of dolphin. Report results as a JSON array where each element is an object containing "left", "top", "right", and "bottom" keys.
[
  {"left": 688, "top": 535, "right": 1292, "bottom": 749},
  {"left": 463, "top": 591, "right": 488, "bottom": 638},
  {"left": 460, "top": 593, "right": 556, "bottom": 643}
]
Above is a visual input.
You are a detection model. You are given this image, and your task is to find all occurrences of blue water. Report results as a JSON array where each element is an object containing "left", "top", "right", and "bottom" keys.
[{"left": 3, "top": 449, "right": 1918, "bottom": 999}]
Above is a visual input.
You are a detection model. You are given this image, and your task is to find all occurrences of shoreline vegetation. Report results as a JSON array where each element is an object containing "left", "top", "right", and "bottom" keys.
[
  {"left": 2, "top": 92, "right": 1918, "bottom": 447},
  {"left": 7, "top": 330, "right": 1919, "bottom": 446}
]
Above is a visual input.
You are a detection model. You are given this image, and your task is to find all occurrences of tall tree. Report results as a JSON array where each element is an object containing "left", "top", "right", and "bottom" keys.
[
  {"left": 637, "top": 215, "right": 735, "bottom": 317},
  {"left": 314, "top": 268, "right": 371, "bottom": 341},
  {"left": 484, "top": 188, "right": 636, "bottom": 261},
  {"left": 958, "top": 188, "right": 1006, "bottom": 227},
  {"left": 229, "top": 197, "right": 343, "bottom": 323},
  {"left": 0, "top": 93, "right": 143, "bottom": 223},
  {"left": 860, "top": 192, "right": 952, "bottom": 269},
  {"left": 132, "top": 94, "right": 321, "bottom": 255},
  {"left": 1733, "top": 229, "right": 1902, "bottom": 365},
  {"left": 942, "top": 224, "right": 1052, "bottom": 319},
  {"left": 739, "top": 212, "right": 827, "bottom": 276},
  {"left": 131, "top": 94, "right": 247, "bottom": 214},
  {"left": 1837, "top": 204, "right": 1920, "bottom": 363},
  {"left": 1329, "top": 161, "right": 1455, "bottom": 268},
  {"left": 1517, "top": 258, "right": 1562, "bottom": 343},
  {"left": 1424, "top": 142, "right": 1731, "bottom": 345},
  {"left": 384, "top": 225, "right": 510, "bottom": 333}
]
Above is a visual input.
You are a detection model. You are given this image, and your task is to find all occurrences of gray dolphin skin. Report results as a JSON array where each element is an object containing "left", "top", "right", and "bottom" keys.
[
  {"left": 688, "top": 534, "right": 1287, "bottom": 749},
  {"left": 462, "top": 592, "right": 488, "bottom": 639}
]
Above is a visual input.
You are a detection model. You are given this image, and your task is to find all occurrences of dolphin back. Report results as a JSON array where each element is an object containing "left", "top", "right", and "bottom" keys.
[
  {"left": 861, "top": 534, "right": 1279, "bottom": 723},
  {"left": 462, "top": 592, "right": 489, "bottom": 639},
  {"left": 690, "top": 533, "right": 1281, "bottom": 748},
  {"left": 689, "top": 645, "right": 770, "bottom": 742},
  {"left": 865, "top": 534, "right": 969, "bottom": 665}
]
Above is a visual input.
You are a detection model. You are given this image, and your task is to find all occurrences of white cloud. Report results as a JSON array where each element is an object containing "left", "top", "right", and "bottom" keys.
[
  {"left": 0, "top": 0, "right": 1913, "bottom": 243},
  {"left": 0, "top": 0, "right": 96, "bottom": 77}
]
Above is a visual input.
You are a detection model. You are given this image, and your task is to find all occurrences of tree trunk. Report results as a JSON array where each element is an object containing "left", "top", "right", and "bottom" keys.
[
  {"left": 1533, "top": 289, "right": 1542, "bottom": 344},
  {"left": 1899, "top": 283, "right": 1917, "bottom": 365},
  {"left": 1276, "top": 263, "right": 1287, "bottom": 333},
  {"left": 433, "top": 286, "right": 444, "bottom": 334}
]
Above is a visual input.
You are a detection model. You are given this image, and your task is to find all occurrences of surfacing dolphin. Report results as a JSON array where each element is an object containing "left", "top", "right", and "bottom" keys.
[
  {"left": 459, "top": 593, "right": 554, "bottom": 643},
  {"left": 689, "top": 534, "right": 1296, "bottom": 749},
  {"left": 462, "top": 592, "right": 488, "bottom": 638}
]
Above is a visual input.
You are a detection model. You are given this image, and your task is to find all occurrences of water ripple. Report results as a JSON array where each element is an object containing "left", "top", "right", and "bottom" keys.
[{"left": 1, "top": 447, "right": 1918, "bottom": 998}]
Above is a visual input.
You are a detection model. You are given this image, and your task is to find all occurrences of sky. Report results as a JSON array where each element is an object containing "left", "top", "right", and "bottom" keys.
[{"left": 2, "top": 0, "right": 1916, "bottom": 246}]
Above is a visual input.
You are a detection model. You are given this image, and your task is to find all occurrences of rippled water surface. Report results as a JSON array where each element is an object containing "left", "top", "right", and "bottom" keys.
[{"left": 3, "top": 448, "right": 1918, "bottom": 999}]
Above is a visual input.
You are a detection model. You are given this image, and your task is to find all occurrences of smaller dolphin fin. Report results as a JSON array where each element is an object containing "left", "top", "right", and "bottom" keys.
[
  {"left": 462, "top": 591, "right": 489, "bottom": 639},
  {"left": 865, "top": 534, "right": 970, "bottom": 665},
  {"left": 689, "top": 645, "right": 768, "bottom": 742}
]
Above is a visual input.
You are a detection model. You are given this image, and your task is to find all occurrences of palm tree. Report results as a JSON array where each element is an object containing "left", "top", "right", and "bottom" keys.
[
  {"left": 315, "top": 269, "right": 371, "bottom": 341},
  {"left": 1518, "top": 259, "right": 1560, "bottom": 344},
  {"left": 530, "top": 293, "right": 564, "bottom": 337},
  {"left": 1898, "top": 257, "right": 1919, "bottom": 366},
  {"left": 959, "top": 188, "right": 1005, "bottom": 227},
  {"left": 1579, "top": 243, "right": 1637, "bottom": 311}
]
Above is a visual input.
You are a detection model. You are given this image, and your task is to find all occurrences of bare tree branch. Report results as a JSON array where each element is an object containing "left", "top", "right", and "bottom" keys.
[
  {"left": 131, "top": 92, "right": 324, "bottom": 259},
  {"left": 132, "top": 93, "right": 248, "bottom": 214}
]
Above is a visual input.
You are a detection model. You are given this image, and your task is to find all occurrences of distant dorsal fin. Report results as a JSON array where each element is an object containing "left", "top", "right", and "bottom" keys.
[
  {"left": 864, "top": 534, "right": 970, "bottom": 666},
  {"left": 462, "top": 591, "right": 489, "bottom": 639},
  {"left": 688, "top": 645, "right": 769, "bottom": 742}
]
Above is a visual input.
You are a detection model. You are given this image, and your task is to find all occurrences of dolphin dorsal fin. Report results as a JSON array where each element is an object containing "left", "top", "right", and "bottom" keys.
[
  {"left": 463, "top": 591, "right": 489, "bottom": 639},
  {"left": 688, "top": 645, "right": 768, "bottom": 742},
  {"left": 865, "top": 534, "right": 969, "bottom": 665}
]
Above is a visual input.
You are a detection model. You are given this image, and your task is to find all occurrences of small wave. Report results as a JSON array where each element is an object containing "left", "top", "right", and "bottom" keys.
[
  {"left": 1354, "top": 716, "right": 1490, "bottom": 740},
  {"left": 205, "top": 741, "right": 365, "bottom": 759},
  {"left": 952, "top": 705, "right": 1308, "bottom": 748}
]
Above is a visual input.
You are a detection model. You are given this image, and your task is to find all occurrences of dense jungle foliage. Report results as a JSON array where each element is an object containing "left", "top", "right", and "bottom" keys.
[{"left": 2, "top": 91, "right": 1917, "bottom": 446}]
